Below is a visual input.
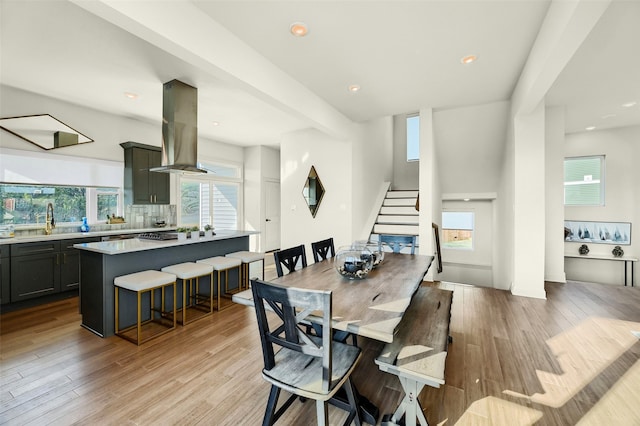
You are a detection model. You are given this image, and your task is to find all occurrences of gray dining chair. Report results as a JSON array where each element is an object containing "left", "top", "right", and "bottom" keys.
[
  {"left": 251, "top": 278, "right": 362, "bottom": 426},
  {"left": 273, "top": 244, "right": 308, "bottom": 277},
  {"left": 311, "top": 237, "right": 335, "bottom": 263},
  {"left": 379, "top": 234, "right": 416, "bottom": 255}
]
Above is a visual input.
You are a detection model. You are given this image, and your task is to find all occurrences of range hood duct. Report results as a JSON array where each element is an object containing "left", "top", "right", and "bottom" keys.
[{"left": 150, "top": 79, "right": 206, "bottom": 174}]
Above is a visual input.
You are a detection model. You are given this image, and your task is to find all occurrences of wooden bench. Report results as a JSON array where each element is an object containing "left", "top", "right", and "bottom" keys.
[{"left": 375, "top": 286, "right": 453, "bottom": 426}]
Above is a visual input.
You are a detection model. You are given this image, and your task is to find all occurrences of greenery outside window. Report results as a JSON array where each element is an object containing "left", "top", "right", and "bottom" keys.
[
  {"left": 564, "top": 155, "right": 605, "bottom": 206},
  {"left": 0, "top": 184, "right": 121, "bottom": 226},
  {"left": 406, "top": 114, "right": 420, "bottom": 162},
  {"left": 442, "top": 211, "right": 474, "bottom": 250}
]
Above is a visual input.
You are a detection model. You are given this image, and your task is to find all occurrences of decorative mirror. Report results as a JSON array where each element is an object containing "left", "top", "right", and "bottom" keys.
[
  {"left": 302, "top": 165, "right": 325, "bottom": 218},
  {"left": 0, "top": 114, "right": 94, "bottom": 150}
]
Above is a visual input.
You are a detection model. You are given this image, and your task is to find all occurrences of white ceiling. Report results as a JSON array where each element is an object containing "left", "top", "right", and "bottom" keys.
[{"left": 1, "top": 0, "right": 639, "bottom": 149}]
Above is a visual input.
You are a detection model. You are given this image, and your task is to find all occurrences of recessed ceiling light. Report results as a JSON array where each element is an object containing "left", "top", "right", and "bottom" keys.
[
  {"left": 461, "top": 55, "right": 477, "bottom": 65},
  {"left": 290, "top": 22, "right": 308, "bottom": 37},
  {"left": 463, "top": 198, "right": 470, "bottom": 201},
  {"left": 348, "top": 84, "right": 360, "bottom": 93},
  {"left": 622, "top": 101, "right": 637, "bottom": 108},
  {"left": 601, "top": 113, "right": 616, "bottom": 119},
  {"left": 212, "top": 121, "right": 220, "bottom": 127},
  {"left": 585, "top": 126, "right": 596, "bottom": 131},
  {"left": 124, "top": 92, "right": 138, "bottom": 100}
]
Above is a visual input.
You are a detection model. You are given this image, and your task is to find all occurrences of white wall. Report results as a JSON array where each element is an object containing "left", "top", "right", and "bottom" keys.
[
  {"left": 563, "top": 125, "right": 640, "bottom": 286},
  {"left": 352, "top": 117, "right": 394, "bottom": 239},
  {"left": 279, "top": 117, "right": 393, "bottom": 258},
  {"left": 280, "top": 128, "right": 354, "bottom": 255}
]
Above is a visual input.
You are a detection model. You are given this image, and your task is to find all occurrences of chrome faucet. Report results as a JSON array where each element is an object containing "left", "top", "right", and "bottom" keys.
[{"left": 45, "top": 203, "right": 55, "bottom": 235}]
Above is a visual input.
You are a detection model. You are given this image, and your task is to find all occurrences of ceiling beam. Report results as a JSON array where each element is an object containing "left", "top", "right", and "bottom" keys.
[
  {"left": 70, "top": 0, "right": 355, "bottom": 141},
  {"left": 512, "top": 0, "right": 611, "bottom": 116}
]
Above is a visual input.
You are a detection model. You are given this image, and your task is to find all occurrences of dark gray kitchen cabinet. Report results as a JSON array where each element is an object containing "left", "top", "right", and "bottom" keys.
[
  {"left": 9, "top": 237, "right": 100, "bottom": 302},
  {"left": 60, "top": 237, "right": 99, "bottom": 291},
  {"left": 121, "top": 142, "right": 169, "bottom": 205},
  {"left": 1, "top": 245, "right": 9, "bottom": 305},
  {"left": 11, "top": 241, "right": 61, "bottom": 302}
]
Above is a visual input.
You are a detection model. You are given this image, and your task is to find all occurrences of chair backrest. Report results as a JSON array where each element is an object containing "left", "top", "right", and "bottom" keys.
[
  {"left": 379, "top": 234, "right": 416, "bottom": 255},
  {"left": 273, "top": 244, "right": 308, "bottom": 277},
  {"left": 251, "top": 278, "right": 332, "bottom": 393},
  {"left": 311, "top": 237, "right": 335, "bottom": 263}
]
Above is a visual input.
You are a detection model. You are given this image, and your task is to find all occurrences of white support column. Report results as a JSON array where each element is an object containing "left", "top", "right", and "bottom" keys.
[
  {"left": 511, "top": 102, "right": 547, "bottom": 299},
  {"left": 418, "top": 108, "right": 435, "bottom": 281}
]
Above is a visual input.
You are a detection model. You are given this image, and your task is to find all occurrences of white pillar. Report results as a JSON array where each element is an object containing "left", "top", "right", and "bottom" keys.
[{"left": 511, "top": 102, "right": 547, "bottom": 299}]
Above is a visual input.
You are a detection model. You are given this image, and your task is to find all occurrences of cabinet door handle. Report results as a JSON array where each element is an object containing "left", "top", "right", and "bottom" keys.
[
  {"left": 150, "top": 194, "right": 153, "bottom": 203},
  {"left": 154, "top": 194, "right": 157, "bottom": 203},
  {"left": 56, "top": 253, "right": 60, "bottom": 265}
]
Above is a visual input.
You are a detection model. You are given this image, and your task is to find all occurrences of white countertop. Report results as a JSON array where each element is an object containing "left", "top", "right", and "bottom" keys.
[
  {"left": 0, "top": 227, "right": 176, "bottom": 245},
  {"left": 73, "top": 230, "right": 257, "bottom": 255}
]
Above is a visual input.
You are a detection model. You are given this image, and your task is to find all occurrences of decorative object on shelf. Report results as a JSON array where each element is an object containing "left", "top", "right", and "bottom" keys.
[
  {"left": 579, "top": 244, "right": 589, "bottom": 255},
  {"left": 189, "top": 226, "right": 200, "bottom": 240},
  {"left": 365, "top": 242, "right": 384, "bottom": 268},
  {"left": 612, "top": 245, "right": 624, "bottom": 257},
  {"left": 334, "top": 245, "right": 374, "bottom": 279},
  {"left": 107, "top": 213, "right": 126, "bottom": 224},
  {"left": 80, "top": 217, "right": 90, "bottom": 233},
  {"left": 204, "top": 224, "right": 214, "bottom": 238},
  {"left": 176, "top": 227, "right": 188, "bottom": 241}
]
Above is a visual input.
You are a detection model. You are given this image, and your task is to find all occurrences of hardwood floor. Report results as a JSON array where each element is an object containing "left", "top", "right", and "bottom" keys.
[{"left": 1, "top": 259, "right": 639, "bottom": 425}]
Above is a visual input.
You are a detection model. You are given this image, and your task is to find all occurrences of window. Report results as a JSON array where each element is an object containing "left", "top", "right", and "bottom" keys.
[
  {"left": 442, "top": 211, "right": 474, "bottom": 250},
  {"left": 406, "top": 114, "right": 420, "bottom": 162},
  {"left": 0, "top": 184, "right": 121, "bottom": 226},
  {"left": 564, "top": 156, "right": 605, "bottom": 206},
  {"left": 178, "top": 162, "right": 242, "bottom": 230}
]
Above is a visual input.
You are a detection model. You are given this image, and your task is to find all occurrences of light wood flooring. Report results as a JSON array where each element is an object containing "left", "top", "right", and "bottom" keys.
[{"left": 1, "top": 258, "right": 639, "bottom": 425}]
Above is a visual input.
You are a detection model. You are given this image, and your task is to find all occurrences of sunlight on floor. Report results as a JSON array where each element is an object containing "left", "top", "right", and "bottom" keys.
[{"left": 504, "top": 317, "right": 640, "bottom": 408}]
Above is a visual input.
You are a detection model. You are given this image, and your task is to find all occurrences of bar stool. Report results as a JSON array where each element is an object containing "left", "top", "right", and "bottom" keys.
[
  {"left": 225, "top": 251, "right": 265, "bottom": 290},
  {"left": 161, "top": 262, "right": 214, "bottom": 325},
  {"left": 197, "top": 256, "right": 242, "bottom": 310},
  {"left": 114, "top": 270, "right": 177, "bottom": 345}
]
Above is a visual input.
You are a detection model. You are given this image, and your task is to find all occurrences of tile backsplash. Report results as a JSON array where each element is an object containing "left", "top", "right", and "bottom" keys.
[{"left": 125, "top": 204, "right": 177, "bottom": 228}]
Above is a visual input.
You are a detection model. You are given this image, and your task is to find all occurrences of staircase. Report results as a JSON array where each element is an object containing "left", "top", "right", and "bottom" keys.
[{"left": 370, "top": 190, "right": 419, "bottom": 247}]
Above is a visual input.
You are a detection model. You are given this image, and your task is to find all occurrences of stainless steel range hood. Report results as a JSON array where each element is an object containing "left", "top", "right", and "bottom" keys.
[{"left": 150, "top": 79, "right": 207, "bottom": 174}]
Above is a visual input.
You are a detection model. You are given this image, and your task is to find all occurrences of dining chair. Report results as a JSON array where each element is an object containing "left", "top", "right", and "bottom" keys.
[
  {"left": 311, "top": 237, "right": 335, "bottom": 263},
  {"left": 379, "top": 234, "right": 416, "bottom": 255},
  {"left": 273, "top": 244, "right": 308, "bottom": 277},
  {"left": 250, "top": 278, "right": 362, "bottom": 426}
]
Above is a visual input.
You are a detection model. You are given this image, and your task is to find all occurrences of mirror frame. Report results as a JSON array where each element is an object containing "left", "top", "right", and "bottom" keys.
[
  {"left": 0, "top": 114, "right": 94, "bottom": 150},
  {"left": 302, "top": 165, "right": 325, "bottom": 218}
]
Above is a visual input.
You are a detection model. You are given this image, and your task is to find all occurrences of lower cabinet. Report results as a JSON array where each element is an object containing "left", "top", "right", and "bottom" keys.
[
  {"left": 9, "top": 237, "right": 99, "bottom": 303},
  {"left": 0, "top": 246, "right": 9, "bottom": 305}
]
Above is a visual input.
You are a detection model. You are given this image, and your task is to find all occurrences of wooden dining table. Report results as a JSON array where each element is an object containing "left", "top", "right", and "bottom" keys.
[
  {"left": 232, "top": 252, "right": 434, "bottom": 343},
  {"left": 232, "top": 252, "right": 435, "bottom": 425}
]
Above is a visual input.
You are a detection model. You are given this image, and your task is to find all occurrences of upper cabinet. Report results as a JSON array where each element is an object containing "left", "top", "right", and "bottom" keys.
[{"left": 121, "top": 142, "right": 170, "bottom": 205}]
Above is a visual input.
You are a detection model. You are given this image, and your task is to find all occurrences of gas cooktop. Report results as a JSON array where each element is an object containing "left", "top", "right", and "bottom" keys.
[{"left": 137, "top": 232, "right": 178, "bottom": 241}]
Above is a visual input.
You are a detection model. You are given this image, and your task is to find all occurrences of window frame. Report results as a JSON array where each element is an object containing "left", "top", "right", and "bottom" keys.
[
  {"left": 177, "top": 161, "right": 243, "bottom": 229},
  {"left": 564, "top": 155, "right": 605, "bottom": 206},
  {"left": 406, "top": 113, "right": 420, "bottom": 162},
  {"left": 441, "top": 210, "right": 475, "bottom": 251}
]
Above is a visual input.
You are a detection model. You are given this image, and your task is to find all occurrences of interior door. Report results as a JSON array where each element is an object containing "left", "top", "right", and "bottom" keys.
[{"left": 264, "top": 180, "right": 281, "bottom": 252}]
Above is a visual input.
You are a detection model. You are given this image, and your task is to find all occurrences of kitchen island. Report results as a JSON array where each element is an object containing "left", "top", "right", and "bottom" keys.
[{"left": 74, "top": 230, "right": 255, "bottom": 337}]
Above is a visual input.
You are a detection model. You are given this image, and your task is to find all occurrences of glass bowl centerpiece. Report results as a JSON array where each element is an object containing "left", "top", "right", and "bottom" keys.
[
  {"left": 365, "top": 242, "right": 385, "bottom": 268},
  {"left": 335, "top": 244, "right": 374, "bottom": 279}
]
